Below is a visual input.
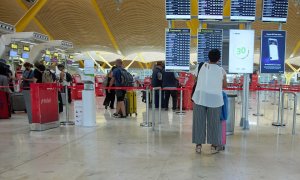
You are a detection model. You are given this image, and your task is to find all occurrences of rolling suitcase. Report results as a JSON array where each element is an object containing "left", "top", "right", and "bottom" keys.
[
  {"left": 126, "top": 91, "right": 137, "bottom": 116},
  {"left": 11, "top": 92, "right": 26, "bottom": 112},
  {"left": 0, "top": 91, "right": 11, "bottom": 119}
]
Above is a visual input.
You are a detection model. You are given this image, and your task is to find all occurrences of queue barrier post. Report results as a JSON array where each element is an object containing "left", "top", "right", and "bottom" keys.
[
  {"left": 60, "top": 85, "right": 74, "bottom": 126},
  {"left": 253, "top": 90, "right": 264, "bottom": 116},
  {"left": 140, "top": 86, "right": 152, "bottom": 127},
  {"left": 279, "top": 92, "right": 297, "bottom": 135},
  {"left": 152, "top": 87, "right": 155, "bottom": 131},
  {"left": 176, "top": 87, "right": 186, "bottom": 115},
  {"left": 272, "top": 86, "right": 284, "bottom": 126},
  {"left": 159, "top": 88, "right": 162, "bottom": 124}
]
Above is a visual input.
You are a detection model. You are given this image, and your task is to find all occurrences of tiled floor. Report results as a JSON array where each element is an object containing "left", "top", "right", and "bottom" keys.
[{"left": 0, "top": 91, "right": 300, "bottom": 180}]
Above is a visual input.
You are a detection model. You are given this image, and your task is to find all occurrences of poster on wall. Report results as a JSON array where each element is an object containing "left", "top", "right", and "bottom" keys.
[
  {"left": 229, "top": 30, "right": 255, "bottom": 74},
  {"left": 260, "top": 30, "right": 286, "bottom": 74}
]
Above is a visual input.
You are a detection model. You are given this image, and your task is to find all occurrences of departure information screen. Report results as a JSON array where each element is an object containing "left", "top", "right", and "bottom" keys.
[
  {"left": 198, "top": 0, "right": 224, "bottom": 20},
  {"left": 166, "top": 0, "right": 190, "bottom": 20},
  {"left": 231, "top": 0, "right": 256, "bottom": 21},
  {"left": 262, "top": 0, "right": 289, "bottom": 22},
  {"left": 198, "top": 29, "right": 223, "bottom": 63},
  {"left": 165, "top": 29, "right": 190, "bottom": 72}
]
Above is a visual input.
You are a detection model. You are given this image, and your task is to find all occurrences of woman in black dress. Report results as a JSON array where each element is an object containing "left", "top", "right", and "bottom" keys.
[{"left": 103, "top": 66, "right": 116, "bottom": 109}]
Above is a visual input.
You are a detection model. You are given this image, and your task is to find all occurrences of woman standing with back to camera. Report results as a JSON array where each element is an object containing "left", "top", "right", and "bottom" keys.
[{"left": 192, "top": 49, "right": 227, "bottom": 154}]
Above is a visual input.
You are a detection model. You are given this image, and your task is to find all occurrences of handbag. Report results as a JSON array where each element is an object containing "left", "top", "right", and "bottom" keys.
[{"left": 191, "top": 62, "right": 204, "bottom": 100}]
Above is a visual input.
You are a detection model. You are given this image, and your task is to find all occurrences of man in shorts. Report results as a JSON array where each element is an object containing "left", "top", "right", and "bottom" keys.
[{"left": 108, "top": 59, "right": 127, "bottom": 118}]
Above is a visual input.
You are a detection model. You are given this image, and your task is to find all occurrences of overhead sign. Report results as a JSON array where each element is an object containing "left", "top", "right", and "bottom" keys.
[
  {"left": 198, "top": 0, "right": 223, "bottom": 20},
  {"left": 262, "top": 0, "right": 289, "bottom": 22},
  {"left": 166, "top": 0, "right": 190, "bottom": 20},
  {"left": 260, "top": 30, "right": 286, "bottom": 74},
  {"left": 230, "top": 0, "right": 256, "bottom": 21},
  {"left": 229, "top": 30, "right": 255, "bottom": 74},
  {"left": 197, "top": 29, "right": 223, "bottom": 64},
  {"left": 165, "top": 29, "right": 190, "bottom": 72}
]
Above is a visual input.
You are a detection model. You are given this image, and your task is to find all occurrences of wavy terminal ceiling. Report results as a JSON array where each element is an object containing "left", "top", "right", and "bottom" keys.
[{"left": 0, "top": 0, "right": 299, "bottom": 60}]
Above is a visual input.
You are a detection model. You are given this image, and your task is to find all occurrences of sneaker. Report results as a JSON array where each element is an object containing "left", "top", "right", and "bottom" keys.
[
  {"left": 211, "top": 145, "right": 222, "bottom": 154},
  {"left": 113, "top": 113, "right": 120, "bottom": 118},
  {"left": 195, "top": 144, "right": 202, "bottom": 154}
]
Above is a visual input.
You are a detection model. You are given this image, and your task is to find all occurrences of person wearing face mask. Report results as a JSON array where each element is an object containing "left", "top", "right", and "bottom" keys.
[{"left": 21, "top": 62, "right": 34, "bottom": 90}]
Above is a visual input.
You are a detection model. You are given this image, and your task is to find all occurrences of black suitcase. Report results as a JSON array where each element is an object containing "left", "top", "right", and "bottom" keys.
[{"left": 11, "top": 92, "right": 26, "bottom": 112}]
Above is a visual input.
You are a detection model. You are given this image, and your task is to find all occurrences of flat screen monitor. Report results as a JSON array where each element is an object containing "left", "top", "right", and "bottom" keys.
[
  {"left": 197, "top": 29, "right": 223, "bottom": 64},
  {"left": 166, "top": 0, "right": 191, "bottom": 20},
  {"left": 230, "top": 0, "right": 256, "bottom": 21},
  {"left": 262, "top": 0, "right": 289, "bottom": 22},
  {"left": 10, "top": 44, "right": 18, "bottom": 49},
  {"left": 198, "top": 0, "right": 224, "bottom": 20},
  {"left": 229, "top": 30, "right": 255, "bottom": 74},
  {"left": 9, "top": 50, "right": 18, "bottom": 57},
  {"left": 44, "top": 55, "right": 51, "bottom": 62},
  {"left": 22, "top": 52, "right": 29, "bottom": 59},
  {"left": 165, "top": 28, "right": 190, "bottom": 72},
  {"left": 260, "top": 30, "right": 286, "bottom": 74}
]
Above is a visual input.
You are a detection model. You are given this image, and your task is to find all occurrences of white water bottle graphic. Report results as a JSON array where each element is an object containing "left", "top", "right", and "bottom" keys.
[{"left": 268, "top": 38, "right": 279, "bottom": 61}]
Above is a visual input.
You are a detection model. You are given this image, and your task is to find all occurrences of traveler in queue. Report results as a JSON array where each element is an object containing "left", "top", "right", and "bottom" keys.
[
  {"left": 109, "top": 59, "right": 127, "bottom": 118},
  {"left": 21, "top": 62, "right": 34, "bottom": 90},
  {"left": 162, "top": 70, "right": 179, "bottom": 111},
  {"left": 151, "top": 61, "right": 164, "bottom": 108},
  {"left": 192, "top": 49, "right": 227, "bottom": 154},
  {"left": 0, "top": 64, "right": 11, "bottom": 93},
  {"left": 57, "top": 64, "right": 72, "bottom": 103},
  {"left": 33, "top": 62, "right": 45, "bottom": 83},
  {"left": 103, "top": 66, "right": 116, "bottom": 109}
]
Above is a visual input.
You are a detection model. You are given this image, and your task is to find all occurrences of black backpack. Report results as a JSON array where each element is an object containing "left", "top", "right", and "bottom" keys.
[
  {"left": 119, "top": 68, "right": 134, "bottom": 87},
  {"left": 66, "top": 72, "right": 72, "bottom": 82}
]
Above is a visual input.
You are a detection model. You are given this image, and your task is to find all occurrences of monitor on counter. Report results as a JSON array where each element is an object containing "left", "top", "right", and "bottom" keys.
[
  {"left": 21, "top": 52, "right": 29, "bottom": 59},
  {"left": 9, "top": 50, "right": 18, "bottom": 57}
]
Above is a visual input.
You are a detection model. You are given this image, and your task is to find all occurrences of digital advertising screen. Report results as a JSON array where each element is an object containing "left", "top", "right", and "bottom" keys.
[
  {"left": 166, "top": 0, "right": 190, "bottom": 20},
  {"left": 165, "top": 29, "right": 190, "bottom": 72},
  {"left": 262, "top": 0, "right": 289, "bottom": 22},
  {"left": 230, "top": 0, "right": 256, "bottom": 21},
  {"left": 198, "top": 0, "right": 223, "bottom": 20},
  {"left": 23, "top": 46, "right": 30, "bottom": 52},
  {"left": 229, "top": 30, "right": 255, "bottom": 74},
  {"left": 260, "top": 30, "right": 286, "bottom": 74},
  {"left": 197, "top": 29, "right": 223, "bottom": 64}
]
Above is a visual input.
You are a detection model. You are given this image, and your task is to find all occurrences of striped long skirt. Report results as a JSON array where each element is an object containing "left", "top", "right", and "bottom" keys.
[{"left": 192, "top": 103, "right": 222, "bottom": 145}]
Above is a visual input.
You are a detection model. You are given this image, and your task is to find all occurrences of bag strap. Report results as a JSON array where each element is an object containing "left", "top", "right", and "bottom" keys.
[{"left": 196, "top": 62, "right": 204, "bottom": 78}]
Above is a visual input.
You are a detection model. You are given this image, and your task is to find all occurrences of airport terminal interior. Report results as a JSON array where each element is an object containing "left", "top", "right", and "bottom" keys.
[{"left": 0, "top": 0, "right": 300, "bottom": 179}]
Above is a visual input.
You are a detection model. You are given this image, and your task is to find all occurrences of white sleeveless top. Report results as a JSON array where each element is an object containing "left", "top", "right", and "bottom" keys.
[{"left": 192, "top": 63, "right": 226, "bottom": 108}]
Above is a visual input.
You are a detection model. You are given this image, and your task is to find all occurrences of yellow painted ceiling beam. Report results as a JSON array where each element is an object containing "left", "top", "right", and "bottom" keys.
[
  {"left": 286, "top": 62, "right": 297, "bottom": 72},
  {"left": 91, "top": 0, "right": 122, "bottom": 55},
  {"left": 16, "top": 0, "right": 53, "bottom": 39},
  {"left": 15, "top": 0, "right": 48, "bottom": 32},
  {"left": 224, "top": 0, "right": 231, "bottom": 17},
  {"left": 125, "top": 55, "right": 138, "bottom": 70},
  {"left": 79, "top": 60, "right": 84, "bottom": 68},
  {"left": 138, "top": 62, "right": 144, "bottom": 69},
  {"left": 290, "top": 40, "right": 300, "bottom": 58},
  {"left": 94, "top": 53, "right": 113, "bottom": 68}
]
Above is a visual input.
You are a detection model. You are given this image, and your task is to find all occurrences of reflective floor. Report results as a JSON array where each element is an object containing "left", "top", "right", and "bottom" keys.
[{"left": 0, "top": 91, "right": 300, "bottom": 180}]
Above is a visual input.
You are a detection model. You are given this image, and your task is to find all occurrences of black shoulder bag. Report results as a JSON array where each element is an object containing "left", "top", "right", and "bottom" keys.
[{"left": 191, "top": 62, "right": 204, "bottom": 100}]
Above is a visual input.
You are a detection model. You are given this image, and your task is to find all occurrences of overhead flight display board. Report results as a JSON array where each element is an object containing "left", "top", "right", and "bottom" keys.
[
  {"left": 197, "top": 29, "right": 223, "bottom": 64},
  {"left": 229, "top": 30, "right": 255, "bottom": 74},
  {"left": 260, "top": 30, "right": 286, "bottom": 74},
  {"left": 262, "top": 0, "right": 289, "bottom": 22},
  {"left": 231, "top": 0, "right": 256, "bottom": 21},
  {"left": 198, "top": 0, "right": 224, "bottom": 20},
  {"left": 166, "top": 0, "right": 190, "bottom": 20},
  {"left": 165, "top": 29, "right": 190, "bottom": 72}
]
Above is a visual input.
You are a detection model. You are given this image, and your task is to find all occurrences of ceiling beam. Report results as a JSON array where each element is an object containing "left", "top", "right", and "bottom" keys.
[
  {"left": 290, "top": 40, "right": 300, "bottom": 58},
  {"left": 224, "top": 0, "right": 231, "bottom": 17},
  {"left": 15, "top": 0, "right": 48, "bottom": 32},
  {"left": 16, "top": 0, "right": 53, "bottom": 39},
  {"left": 91, "top": 0, "right": 122, "bottom": 55}
]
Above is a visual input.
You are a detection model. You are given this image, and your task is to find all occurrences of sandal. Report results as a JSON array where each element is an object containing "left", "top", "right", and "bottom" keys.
[
  {"left": 211, "top": 145, "right": 223, "bottom": 154},
  {"left": 195, "top": 144, "right": 202, "bottom": 154}
]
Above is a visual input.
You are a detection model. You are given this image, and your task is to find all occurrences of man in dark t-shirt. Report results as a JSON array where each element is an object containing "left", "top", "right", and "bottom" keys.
[
  {"left": 33, "top": 63, "right": 45, "bottom": 83},
  {"left": 108, "top": 59, "right": 126, "bottom": 118}
]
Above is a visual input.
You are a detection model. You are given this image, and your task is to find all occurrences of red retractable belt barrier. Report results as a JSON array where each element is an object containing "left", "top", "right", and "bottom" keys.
[
  {"left": 0, "top": 91, "right": 11, "bottom": 119},
  {"left": 30, "top": 83, "right": 59, "bottom": 124}
]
